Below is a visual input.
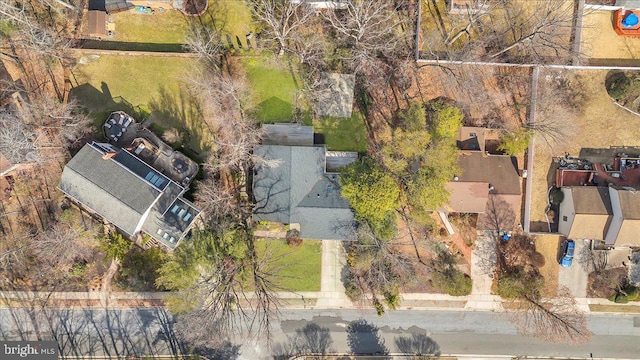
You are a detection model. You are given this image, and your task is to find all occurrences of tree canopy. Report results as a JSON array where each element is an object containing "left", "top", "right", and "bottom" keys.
[{"left": 340, "top": 157, "right": 400, "bottom": 225}]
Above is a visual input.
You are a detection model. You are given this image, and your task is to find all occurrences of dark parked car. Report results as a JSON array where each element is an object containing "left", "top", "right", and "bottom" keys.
[{"left": 560, "top": 239, "right": 575, "bottom": 268}]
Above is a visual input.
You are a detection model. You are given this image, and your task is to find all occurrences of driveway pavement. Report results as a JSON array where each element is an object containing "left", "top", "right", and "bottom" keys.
[
  {"left": 470, "top": 231, "right": 497, "bottom": 297},
  {"left": 558, "top": 239, "right": 589, "bottom": 298}
]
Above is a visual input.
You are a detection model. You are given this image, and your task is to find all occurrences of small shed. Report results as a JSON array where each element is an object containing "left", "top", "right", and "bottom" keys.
[
  {"left": 314, "top": 73, "right": 355, "bottom": 118},
  {"left": 87, "top": 10, "right": 108, "bottom": 38}
]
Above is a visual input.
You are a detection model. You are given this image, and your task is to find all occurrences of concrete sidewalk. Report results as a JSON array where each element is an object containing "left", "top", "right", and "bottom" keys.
[
  {"left": 317, "top": 240, "right": 353, "bottom": 308},
  {"left": 1, "top": 290, "right": 639, "bottom": 313}
]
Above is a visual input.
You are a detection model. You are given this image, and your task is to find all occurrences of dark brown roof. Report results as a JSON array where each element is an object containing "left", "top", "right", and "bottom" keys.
[
  {"left": 572, "top": 186, "right": 613, "bottom": 215},
  {"left": 617, "top": 188, "right": 640, "bottom": 219},
  {"left": 456, "top": 152, "right": 521, "bottom": 195},
  {"left": 445, "top": 181, "right": 489, "bottom": 213},
  {"left": 87, "top": 10, "right": 108, "bottom": 36}
]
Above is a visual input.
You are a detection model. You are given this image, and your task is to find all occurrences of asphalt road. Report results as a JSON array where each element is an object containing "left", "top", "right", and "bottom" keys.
[{"left": 0, "top": 308, "right": 638, "bottom": 359}]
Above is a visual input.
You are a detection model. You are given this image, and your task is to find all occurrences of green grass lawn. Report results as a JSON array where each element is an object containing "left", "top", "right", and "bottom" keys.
[
  {"left": 255, "top": 239, "right": 322, "bottom": 292},
  {"left": 70, "top": 55, "right": 210, "bottom": 152},
  {"left": 111, "top": 9, "right": 190, "bottom": 44},
  {"left": 204, "top": 0, "right": 256, "bottom": 49},
  {"left": 311, "top": 112, "right": 368, "bottom": 153},
  {"left": 241, "top": 57, "right": 301, "bottom": 123}
]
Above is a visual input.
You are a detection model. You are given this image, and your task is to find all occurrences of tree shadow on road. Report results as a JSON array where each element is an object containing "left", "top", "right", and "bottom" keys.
[
  {"left": 346, "top": 319, "right": 388, "bottom": 356},
  {"left": 191, "top": 341, "right": 241, "bottom": 360},
  {"left": 394, "top": 333, "right": 441, "bottom": 356},
  {"left": 272, "top": 323, "right": 334, "bottom": 359}
]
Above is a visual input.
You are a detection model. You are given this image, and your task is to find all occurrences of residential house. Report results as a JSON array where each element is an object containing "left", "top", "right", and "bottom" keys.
[
  {"left": 558, "top": 186, "right": 613, "bottom": 241},
  {"left": 605, "top": 187, "right": 640, "bottom": 247},
  {"left": 443, "top": 127, "right": 522, "bottom": 231},
  {"left": 87, "top": 10, "right": 110, "bottom": 38},
  {"left": 559, "top": 185, "right": 640, "bottom": 247},
  {"left": 252, "top": 124, "right": 356, "bottom": 240},
  {"left": 58, "top": 114, "right": 201, "bottom": 249}
]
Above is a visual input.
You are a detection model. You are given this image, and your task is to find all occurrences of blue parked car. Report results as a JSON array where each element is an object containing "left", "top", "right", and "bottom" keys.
[{"left": 560, "top": 240, "right": 575, "bottom": 268}]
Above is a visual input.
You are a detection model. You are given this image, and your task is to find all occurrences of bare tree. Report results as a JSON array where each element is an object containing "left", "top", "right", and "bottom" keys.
[
  {"left": 31, "top": 222, "right": 96, "bottom": 270},
  {"left": 170, "top": 229, "right": 283, "bottom": 347},
  {"left": 0, "top": 95, "right": 90, "bottom": 165},
  {"left": 345, "top": 222, "right": 414, "bottom": 314},
  {"left": 525, "top": 71, "right": 580, "bottom": 149},
  {"left": 421, "top": 0, "right": 578, "bottom": 64},
  {"left": 184, "top": 25, "right": 224, "bottom": 71},
  {"left": 509, "top": 286, "right": 592, "bottom": 344},
  {"left": 323, "top": 0, "right": 411, "bottom": 74},
  {"left": 0, "top": 111, "right": 43, "bottom": 164},
  {"left": 250, "top": 0, "right": 316, "bottom": 56},
  {"left": 187, "top": 67, "right": 261, "bottom": 171}
]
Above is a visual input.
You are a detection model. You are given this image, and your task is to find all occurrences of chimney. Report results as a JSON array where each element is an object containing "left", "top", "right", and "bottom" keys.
[{"left": 102, "top": 151, "right": 117, "bottom": 160}]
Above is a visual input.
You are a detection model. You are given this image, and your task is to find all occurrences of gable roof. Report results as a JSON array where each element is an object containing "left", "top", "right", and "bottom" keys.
[
  {"left": 87, "top": 10, "right": 108, "bottom": 37},
  {"left": 253, "top": 144, "right": 354, "bottom": 240},
  {"left": 455, "top": 152, "right": 521, "bottom": 195},
  {"left": 572, "top": 186, "right": 613, "bottom": 215},
  {"left": 561, "top": 186, "right": 613, "bottom": 240},
  {"left": 58, "top": 142, "right": 200, "bottom": 249},
  {"left": 607, "top": 187, "right": 640, "bottom": 246},
  {"left": 445, "top": 181, "right": 489, "bottom": 213}
]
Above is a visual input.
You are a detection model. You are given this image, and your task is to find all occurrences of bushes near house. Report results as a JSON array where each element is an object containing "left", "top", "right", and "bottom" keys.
[
  {"left": 340, "top": 157, "right": 400, "bottom": 234},
  {"left": 498, "top": 128, "right": 533, "bottom": 156},
  {"left": 605, "top": 71, "right": 640, "bottom": 112},
  {"left": 100, "top": 233, "right": 133, "bottom": 262},
  {"left": 549, "top": 187, "right": 564, "bottom": 204}
]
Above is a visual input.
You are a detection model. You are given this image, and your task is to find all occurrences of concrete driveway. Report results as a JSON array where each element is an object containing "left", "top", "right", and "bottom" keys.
[{"left": 557, "top": 239, "right": 589, "bottom": 297}]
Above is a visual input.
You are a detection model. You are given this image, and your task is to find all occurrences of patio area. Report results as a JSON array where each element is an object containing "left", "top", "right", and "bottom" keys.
[
  {"left": 102, "top": 111, "right": 198, "bottom": 187},
  {"left": 103, "top": 111, "right": 137, "bottom": 143},
  {"left": 554, "top": 154, "right": 640, "bottom": 188}
]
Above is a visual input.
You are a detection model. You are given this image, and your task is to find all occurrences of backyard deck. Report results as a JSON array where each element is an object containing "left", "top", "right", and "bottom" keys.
[{"left": 103, "top": 112, "right": 198, "bottom": 186}]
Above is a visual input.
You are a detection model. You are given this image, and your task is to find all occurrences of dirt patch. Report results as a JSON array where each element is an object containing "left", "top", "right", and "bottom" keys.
[
  {"left": 409, "top": 65, "right": 529, "bottom": 130},
  {"left": 535, "top": 234, "right": 562, "bottom": 297},
  {"left": 183, "top": 0, "right": 207, "bottom": 16},
  {"left": 588, "top": 267, "right": 628, "bottom": 298}
]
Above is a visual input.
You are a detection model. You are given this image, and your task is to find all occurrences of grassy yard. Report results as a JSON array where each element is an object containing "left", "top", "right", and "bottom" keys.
[
  {"left": 70, "top": 55, "right": 210, "bottom": 152},
  {"left": 110, "top": 9, "right": 191, "bottom": 44},
  {"left": 311, "top": 113, "right": 368, "bottom": 153},
  {"left": 255, "top": 239, "right": 322, "bottom": 292},
  {"left": 204, "top": 0, "right": 256, "bottom": 49},
  {"left": 241, "top": 56, "right": 301, "bottom": 123},
  {"left": 535, "top": 234, "right": 561, "bottom": 297}
]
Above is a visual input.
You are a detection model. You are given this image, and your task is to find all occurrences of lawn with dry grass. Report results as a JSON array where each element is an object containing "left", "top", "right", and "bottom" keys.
[
  {"left": 581, "top": 10, "right": 640, "bottom": 60},
  {"left": 589, "top": 304, "right": 640, "bottom": 313},
  {"left": 535, "top": 234, "right": 561, "bottom": 297},
  {"left": 528, "top": 69, "right": 640, "bottom": 230}
]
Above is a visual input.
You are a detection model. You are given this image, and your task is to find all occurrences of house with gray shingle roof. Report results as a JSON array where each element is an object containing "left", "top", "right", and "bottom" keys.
[
  {"left": 58, "top": 141, "right": 200, "bottom": 250},
  {"left": 252, "top": 125, "right": 356, "bottom": 240}
]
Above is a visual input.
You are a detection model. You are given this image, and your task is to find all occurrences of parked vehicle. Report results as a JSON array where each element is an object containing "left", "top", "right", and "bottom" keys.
[{"left": 560, "top": 239, "right": 575, "bottom": 268}]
